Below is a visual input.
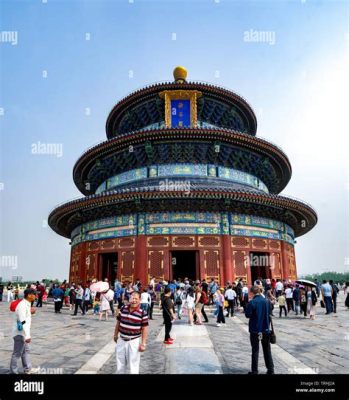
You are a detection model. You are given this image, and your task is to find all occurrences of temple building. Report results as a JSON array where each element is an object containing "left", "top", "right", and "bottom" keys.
[{"left": 48, "top": 67, "right": 317, "bottom": 286}]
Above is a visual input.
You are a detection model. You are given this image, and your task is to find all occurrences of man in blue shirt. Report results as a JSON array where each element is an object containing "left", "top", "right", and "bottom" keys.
[
  {"left": 52, "top": 284, "right": 64, "bottom": 314},
  {"left": 167, "top": 281, "right": 177, "bottom": 295},
  {"left": 321, "top": 280, "right": 333, "bottom": 314},
  {"left": 292, "top": 284, "right": 301, "bottom": 315},
  {"left": 245, "top": 286, "right": 274, "bottom": 375}
]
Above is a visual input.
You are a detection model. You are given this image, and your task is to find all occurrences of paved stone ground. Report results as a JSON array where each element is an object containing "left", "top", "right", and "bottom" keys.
[
  {"left": 0, "top": 292, "right": 348, "bottom": 374},
  {"left": 0, "top": 300, "right": 117, "bottom": 374},
  {"left": 99, "top": 292, "right": 349, "bottom": 374}
]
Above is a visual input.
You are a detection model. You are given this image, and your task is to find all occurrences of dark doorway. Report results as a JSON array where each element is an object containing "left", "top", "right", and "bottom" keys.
[
  {"left": 250, "top": 252, "right": 271, "bottom": 283},
  {"left": 99, "top": 253, "right": 118, "bottom": 284},
  {"left": 171, "top": 251, "right": 198, "bottom": 281}
]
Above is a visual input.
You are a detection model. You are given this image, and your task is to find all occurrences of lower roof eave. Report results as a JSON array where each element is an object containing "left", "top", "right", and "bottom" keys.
[{"left": 48, "top": 190, "right": 317, "bottom": 240}]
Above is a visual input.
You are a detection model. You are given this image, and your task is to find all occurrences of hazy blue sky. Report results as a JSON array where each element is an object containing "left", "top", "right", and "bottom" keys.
[{"left": 0, "top": 0, "right": 348, "bottom": 281}]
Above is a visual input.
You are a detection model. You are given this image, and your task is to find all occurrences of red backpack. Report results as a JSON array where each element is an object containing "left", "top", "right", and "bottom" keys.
[
  {"left": 10, "top": 299, "right": 22, "bottom": 312},
  {"left": 200, "top": 291, "right": 209, "bottom": 305}
]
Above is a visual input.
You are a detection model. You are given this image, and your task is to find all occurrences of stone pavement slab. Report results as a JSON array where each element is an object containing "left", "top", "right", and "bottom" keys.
[{"left": 157, "top": 320, "right": 222, "bottom": 373}]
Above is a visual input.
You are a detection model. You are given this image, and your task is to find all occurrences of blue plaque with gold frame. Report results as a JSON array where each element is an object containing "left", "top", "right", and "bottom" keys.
[
  {"left": 171, "top": 99, "right": 190, "bottom": 127},
  {"left": 159, "top": 90, "right": 202, "bottom": 128}
]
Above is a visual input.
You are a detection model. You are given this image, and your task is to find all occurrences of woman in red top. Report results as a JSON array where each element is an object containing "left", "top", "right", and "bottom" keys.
[{"left": 271, "top": 279, "right": 276, "bottom": 297}]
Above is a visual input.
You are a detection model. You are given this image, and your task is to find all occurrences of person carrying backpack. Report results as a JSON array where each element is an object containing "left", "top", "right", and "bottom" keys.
[{"left": 174, "top": 287, "right": 184, "bottom": 319}]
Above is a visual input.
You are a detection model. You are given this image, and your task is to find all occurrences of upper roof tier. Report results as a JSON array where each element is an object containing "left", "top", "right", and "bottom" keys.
[
  {"left": 106, "top": 67, "right": 257, "bottom": 138},
  {"left": 73, "top": 128, "right": 292, "bottom": 196}
]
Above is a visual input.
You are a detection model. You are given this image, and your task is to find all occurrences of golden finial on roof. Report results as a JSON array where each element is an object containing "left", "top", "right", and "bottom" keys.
[{"left": 173, "top": 66, "right": 187, "bottom": 83}]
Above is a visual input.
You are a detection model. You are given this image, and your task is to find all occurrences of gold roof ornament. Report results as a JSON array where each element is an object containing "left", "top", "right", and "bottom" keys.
[{"left": 173, "top": 66, "right": 187, "bottom": 83}]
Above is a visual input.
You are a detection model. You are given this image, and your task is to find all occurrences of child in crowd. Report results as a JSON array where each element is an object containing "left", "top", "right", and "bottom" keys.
[
  {"left": 64, "top": 287, "right": 70, "bottom": 307},
  {"left": 93, "top": 293, "right": 100, "bottom": 315}
]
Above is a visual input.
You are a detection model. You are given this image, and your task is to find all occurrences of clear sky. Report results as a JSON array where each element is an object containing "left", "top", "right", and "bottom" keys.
[{"left": 0, "top": 0, "right": 348, "bottom": 281}]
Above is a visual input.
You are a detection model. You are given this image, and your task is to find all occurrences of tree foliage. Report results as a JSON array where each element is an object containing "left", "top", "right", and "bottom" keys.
[{"left": 299, "top": 271, "right": 349, "bottom": 283}]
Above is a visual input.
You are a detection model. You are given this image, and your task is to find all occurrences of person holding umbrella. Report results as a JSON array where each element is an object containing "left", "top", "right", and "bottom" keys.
[
  {"left": 98, "top": 279, "right": 114, "bottom": 314},
  {"left": 295, "top": 279, "right": 318, "bottom": 315}
]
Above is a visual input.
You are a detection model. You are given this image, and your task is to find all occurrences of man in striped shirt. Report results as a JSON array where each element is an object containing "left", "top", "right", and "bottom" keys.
[{"left": 114, "top": 291, "right": 148, "bottom": 374}]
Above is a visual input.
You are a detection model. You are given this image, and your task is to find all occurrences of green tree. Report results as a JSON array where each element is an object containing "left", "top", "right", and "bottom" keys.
[{"left": 299, "top": 271, "right": 349, "bottom": 283}]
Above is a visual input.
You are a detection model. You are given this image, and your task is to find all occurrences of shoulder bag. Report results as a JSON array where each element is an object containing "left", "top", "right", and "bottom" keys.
[{"left": 269, "top": 316, "right": 276, "bottom": 344}]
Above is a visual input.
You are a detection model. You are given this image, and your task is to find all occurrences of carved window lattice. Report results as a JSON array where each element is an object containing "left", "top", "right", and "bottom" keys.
[
  {"left": 72, "top": 244, "right": 82, "bottom": 257},
  {"left": 232, "top": 237, "right": 249, "bottom": 247},
  {"left": 289, "top": 256, "right": 295, "bottom": 276},
  {"left": 269, "top": 240, "right": 280, "bottom": 250},
  {"left": 148, "top": 251, "right": 164, "bottom": 277},
  {"left": 204, "top": 250, "right": 219, "bottom": 276},
  {"left": 101, "top": 240, "right": 115, "bottom": 250},
  {"left": 199, "top": 236, "right": 220, "bottom": 247},
  {"left": 70, "top": 260, "right": 79, "bottom": 282},
  {"left": 147, "top": 237, "right": 169, "bottom": 247},
  {"left": 172, "top": 236, "right": 195, "bottom": 247},
  {"left": 287, "top": 244, "right": 294, "bottom": 254},
  {"left": 252, "top": 239, "right": 267, "bottom": 249},
  {"left": 88, "top": 242, "right": 100, "bottom": 252},
  {"left": 271, "top": 253, "right": 281, "bottom": 276},
  {"left": 87, "top": 254, "right": 97, "bottom": 276},
  {"left": 119, "top": 238, "right": 135, "bottom": 248},
  {"left": 233, "top": 251, "right": 246, "bottom": 276},
  {"left": 121, "top": 251, "right": 134, "bottom": 276}
]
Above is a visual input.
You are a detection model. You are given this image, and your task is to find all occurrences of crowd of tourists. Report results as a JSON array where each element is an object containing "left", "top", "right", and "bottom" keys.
[
  {"left": 251, "top": 278, "right": 343, "bottom": 320},
  {"left": 4, "top": 277, "right": 349, "bottom": 375}
]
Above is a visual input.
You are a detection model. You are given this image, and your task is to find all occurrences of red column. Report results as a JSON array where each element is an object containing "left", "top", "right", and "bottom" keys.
[
  {"left": 222, "top": 235, "right": 233, "bottom": 285},
  {"left": 292, "top": 246, "right": 298, "bottom": 280},
  {"left": 135, "top": 235, "right": 147, "bottom": 286},
  {"left": 68, "top": 245, "right": 73, "bottom": 282},
  {"left": 164, "top": 249, "right": 170, "bottom": 282},
  {"left": 245, "top": 250, "right": 252, "bottom": 286},
  {"left": 79, "top": 242, "right": 87, "bottom": 284},
  {"left": 280, "top": 241, "right": 289, "bottom": 280}
]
